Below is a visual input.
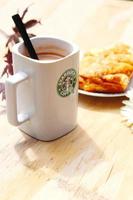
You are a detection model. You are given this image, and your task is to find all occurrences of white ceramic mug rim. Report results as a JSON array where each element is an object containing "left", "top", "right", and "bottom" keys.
[{"left": 12, "top": 36, "right": 79, "bottom": 64}]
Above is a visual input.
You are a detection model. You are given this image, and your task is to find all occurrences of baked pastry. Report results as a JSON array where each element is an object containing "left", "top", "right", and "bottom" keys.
[{"left": 79, "top": 43, "right": 133, "bottom": 93}]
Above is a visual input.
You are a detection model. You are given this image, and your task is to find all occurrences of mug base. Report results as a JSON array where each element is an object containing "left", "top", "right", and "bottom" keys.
[{"left": 18, "top": 124, "right": 77, "bottom": 142}]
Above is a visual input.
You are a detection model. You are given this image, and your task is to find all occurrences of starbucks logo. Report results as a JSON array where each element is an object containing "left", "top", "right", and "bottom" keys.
[{"left": 57, "top": 68, "right": 77, "bottom": 97}]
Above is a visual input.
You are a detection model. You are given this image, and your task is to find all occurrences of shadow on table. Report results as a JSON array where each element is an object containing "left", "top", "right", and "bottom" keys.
[
  {"left": 14, "top": 125, "right": 107, "bottom": 199},
  {"left": 15, "top": 124, "right": 103, "bottom": 174},
  {"left": 79, "top": 94, "right": 127, "bottom": 111}
]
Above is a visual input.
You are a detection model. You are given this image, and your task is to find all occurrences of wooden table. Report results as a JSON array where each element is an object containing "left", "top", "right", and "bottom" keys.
[{"left": 0, "top": 1, "right": 133, "bottom": 199}]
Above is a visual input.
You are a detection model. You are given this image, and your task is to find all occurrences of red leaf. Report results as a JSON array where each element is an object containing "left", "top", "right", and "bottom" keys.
[
  {"left": 6, "top": 35, "right": 14, "bottom": 47},
  {"left": 1, "top": 66, "right": 8, "bottom": 77},
  {"left": 21, "top": 4, "right": 34, "bottom": 20},
  {"left": 1, "top": 49, "right": 13, "bottom": 76},
  {"left": 7, "top": 63, "right": 14, "bottom": 75},
  {"left": 28, "top": 33, "right": 36, "bottom": 38},
  {"left": 12, "top": 19, "right": 41, "bottom": 33},
  {"left": 24, "top": 19, "right": 41, "bottom": 29},
  {"left": 21, "top": 6, "right": 29, "bottom": 20},
  {"left": 4, "top": 49, "right": 12, "bottom": 64},
  {"left": 6, "top": 35, "right": 20, "bottom": 47}
]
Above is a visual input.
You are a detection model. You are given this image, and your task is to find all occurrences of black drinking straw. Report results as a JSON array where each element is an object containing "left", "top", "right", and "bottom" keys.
[{"left": 12, "top": 14, "right": 39, "bottom": 60}]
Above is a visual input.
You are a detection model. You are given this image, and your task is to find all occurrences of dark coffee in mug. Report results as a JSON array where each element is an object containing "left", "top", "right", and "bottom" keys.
[
  {"left": 37, "top": 52, "right": 64, "bottom": 61},
  {"left": 22, "top": 45, "right": 66, "bottom": 61}
]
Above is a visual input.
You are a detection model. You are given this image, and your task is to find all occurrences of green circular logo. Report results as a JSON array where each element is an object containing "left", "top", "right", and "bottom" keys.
[{"left": 57, "top": 68, "right": 77, "bottom": 97}]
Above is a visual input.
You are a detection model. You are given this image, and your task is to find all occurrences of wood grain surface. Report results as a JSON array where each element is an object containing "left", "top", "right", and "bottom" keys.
[{"left": 0, "top": 0, "right": 133, "bottom": 200}]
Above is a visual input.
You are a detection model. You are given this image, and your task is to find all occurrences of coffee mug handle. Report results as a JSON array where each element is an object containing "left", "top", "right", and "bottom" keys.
[{"left": 5, "top": 72, "right": 30, "bottom": 126}]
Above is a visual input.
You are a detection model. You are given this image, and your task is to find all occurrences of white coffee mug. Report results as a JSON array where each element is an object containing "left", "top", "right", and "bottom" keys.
[{"left": 5, "top": 36, "right": 79, "bottom": 141}]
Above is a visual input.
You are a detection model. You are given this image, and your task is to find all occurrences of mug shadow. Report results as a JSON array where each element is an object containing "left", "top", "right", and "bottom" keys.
[
  {"left": 14, "top": 124, "right": 104, "bottom": 199},
  {"left": 15, "top": 124, "right": 103, "bottom": 174},
  {"left": 79, "top": 94, "right": 127, "bottom": 112}
]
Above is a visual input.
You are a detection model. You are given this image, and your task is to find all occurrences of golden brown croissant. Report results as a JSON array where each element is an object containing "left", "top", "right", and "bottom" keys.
[{"left": 79, "top": 43, "right": 133, "bottom": 93}]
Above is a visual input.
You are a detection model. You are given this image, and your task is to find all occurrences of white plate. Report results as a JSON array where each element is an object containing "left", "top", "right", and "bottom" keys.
[
  {"left": 78, "top": 78, "right": 133, "bottom": 97},
  {"left": 78, "top": 89, "right": 125, "bottom": 97}
]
